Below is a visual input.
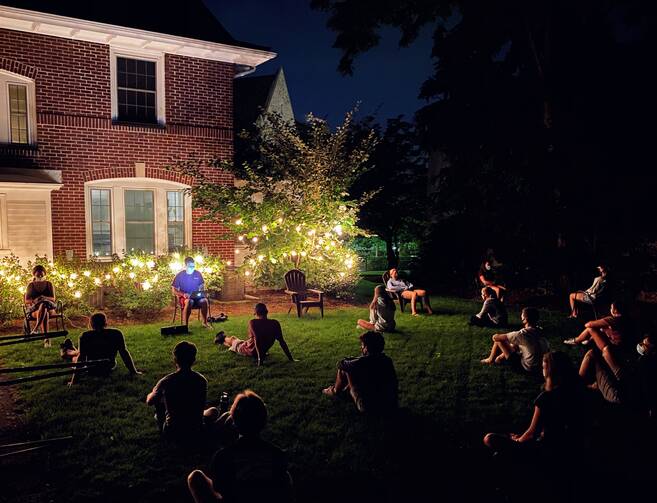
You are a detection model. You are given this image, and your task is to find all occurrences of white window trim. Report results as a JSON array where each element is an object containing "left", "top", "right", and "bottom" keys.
[
  {"left": 109, "top": 47, "right": 166, "bottom": 126},
  {"left": 84, "top": 178, "right": 191, "bottom": 259},
  {"left": 0, "top": 192, "right": 8, "bottom": 250},
  {"left": 0, "top": 70, "right": 37, "bottom": 145}
]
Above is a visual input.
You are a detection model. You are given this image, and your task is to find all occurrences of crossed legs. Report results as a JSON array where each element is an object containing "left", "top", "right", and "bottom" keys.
[{"left": 32, "top": 304, "right": 50, "bottom": 347}]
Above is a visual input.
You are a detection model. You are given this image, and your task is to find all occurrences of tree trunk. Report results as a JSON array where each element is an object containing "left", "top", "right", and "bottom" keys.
[{"left": 385, "top": 238, "right": 399, "bottom": 270}]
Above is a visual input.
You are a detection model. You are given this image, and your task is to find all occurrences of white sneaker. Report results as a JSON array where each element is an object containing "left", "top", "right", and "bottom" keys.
[{"left": 563, "top": 338, "right": 578, "bottom": 345}]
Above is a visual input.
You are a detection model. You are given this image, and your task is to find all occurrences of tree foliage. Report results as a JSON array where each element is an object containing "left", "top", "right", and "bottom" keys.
[{"left": 173, "top": 111, "right": 377, "bottom": 294}]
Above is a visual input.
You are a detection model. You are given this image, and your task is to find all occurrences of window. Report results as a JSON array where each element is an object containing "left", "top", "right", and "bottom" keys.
[
  {"left": 91, "top": 189, "right": 112, "bottom": 257},
  {"left": 125, "top": 190, "right": 155, "bottom": 253},
  {"left": 110, "top": 49, "right": 165, "bottom": 125},
  {"left": 116, "top": 57, "right": 157, "bottom": 123},
  {"left": 167, "top": 191, "right": 185, "bottom": 252},
  {"left": 85, "top": 179, "right": 190, "bottom": 258},
  {"left": 0, "top": 71, "right": 36, "bottom": 145}
]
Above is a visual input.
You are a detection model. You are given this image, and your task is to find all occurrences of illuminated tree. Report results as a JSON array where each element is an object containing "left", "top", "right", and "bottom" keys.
[{"left": 173, "top": 110, "right": 377, "bottom": 293}]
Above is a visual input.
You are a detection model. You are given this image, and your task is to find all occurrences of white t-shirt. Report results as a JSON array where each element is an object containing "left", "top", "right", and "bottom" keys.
[{"left": 506, "top": 327, "right": 549, "bottom": 372}]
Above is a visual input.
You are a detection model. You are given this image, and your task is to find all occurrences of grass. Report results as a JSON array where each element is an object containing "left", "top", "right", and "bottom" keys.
[{"left": 0, "top": 295, "right": 587, "bottom": 503}]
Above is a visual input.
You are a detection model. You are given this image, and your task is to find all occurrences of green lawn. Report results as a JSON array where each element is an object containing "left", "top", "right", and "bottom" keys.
[{"left": 1, "top": 296, "right": 586, "bottom": 503}]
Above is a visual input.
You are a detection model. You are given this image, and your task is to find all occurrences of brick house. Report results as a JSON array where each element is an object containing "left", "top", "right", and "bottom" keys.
[{"left": 0, "top": 0, "right": 275, "bottom": 263}]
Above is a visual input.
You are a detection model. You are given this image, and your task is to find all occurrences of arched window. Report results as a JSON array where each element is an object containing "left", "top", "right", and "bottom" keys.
[
  {"left": 0, "top": 70, "right": 37, "bottom": 145},
  {"left": 85, "top": 178, "right": 191, "bottom": 258}
]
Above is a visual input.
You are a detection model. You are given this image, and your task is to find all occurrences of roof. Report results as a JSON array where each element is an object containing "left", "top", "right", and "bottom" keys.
[
  {"left": 0, "top": 0, "right": 268, "bottom": 51},
  {"left": 234, "top": 72, "right": 278, "bottom": 133},
  {"left": 0, "top": 167, "right": 62, "bottom": 185}
]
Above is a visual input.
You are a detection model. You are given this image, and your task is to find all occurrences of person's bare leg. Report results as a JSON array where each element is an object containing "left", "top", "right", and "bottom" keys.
[
  {"left": 481, "top": 341, "right": 501, "bottom": 364},
  {"left": 32, "top": 305, "right": 46, "bottom": 333},
  {"left": 569, "top": 292, "right": 577, "bottom": 316},
  {"left": 200, "top": 300, "right": 209, "bottom": 326},
  {"left": 42, "top": 309, "right": 50, "bottom": 347},
  {"left": 357, "top": 319, "right": 375, "bottom": 330},
  {"left": 415, "top": 289, "right": 433, "bottom": 314},
  {"left": 324, "top": 369, "right": 350, "bottom": 396},
  {"left": 589, "top": 328, "right": 611, "bottom": 351},
  {"left": 184, "top": 299, "right": 193, "bottom": 326},
  {"left": 187, "top": 469, "right": 221, "bottom": 503},
  {"left": 574, "top": 327, "right": 593, "bottom": 344}
]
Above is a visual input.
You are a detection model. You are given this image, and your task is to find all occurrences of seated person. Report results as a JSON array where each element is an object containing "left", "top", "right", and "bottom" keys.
[
  {"left": 386, "top": 267, "right": 433, "bottom": 316},
  {"left": 484, "top": 351, "right": 592, "bottom": 454},
  {"left": 172, "top": 256, "right": 210, "bottom": 328},
  {"left": 568, "top": 264, "right": 609, "bottom": 318},
  {"left": 478, "top": 260, "right": 506, "bottom": 302},
  {"left": 68, "top": 312, "right": 140, "bottom": 385},
  {"left": 564, "top": 301, "right": 631, "bottom": 349},
  {"left": 215, "top": 303, "right": 295, "bottom": 366},
  {"left": 146, "top": 341, "right": 216, "bottom": 440},
  {"left": 187, "top": 390, "right": 292, "bottom": 503},
  {"left": 357, "top": 285, "right": 396, "bottom": 333},
  {"left": 24, "top": 264, "right": 57, "bottom": 346},
  {"left": 579, "top": 333, "right": 656, "bottom": 408},
  {"left": 322, "top": 331, "right": 398, "bottom": 413},
  {"left": 469, "top": 287, "right": 508, "bottom": 328},
  {"left": 480, "top": 307, "right": 549, "bottom": 374}
]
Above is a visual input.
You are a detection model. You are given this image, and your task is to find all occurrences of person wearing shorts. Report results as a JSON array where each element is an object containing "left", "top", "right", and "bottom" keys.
[
  {"left": 172, "top": 256, "right": 210, "bottom": 328},
  {"left": 568, "top": 264, "right": 609, "bottom": 318},
  {"left": 215, "top": 303, "right": 295, "bottom": 366}
]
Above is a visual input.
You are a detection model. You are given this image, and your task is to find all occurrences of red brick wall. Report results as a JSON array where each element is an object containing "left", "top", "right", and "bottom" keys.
[{"left": 0, "top": 28, "right": 235, "bottom": 260}]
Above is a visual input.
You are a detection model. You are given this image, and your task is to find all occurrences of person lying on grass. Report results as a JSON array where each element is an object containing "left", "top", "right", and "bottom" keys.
[
  {"left": 563, "top": 300, "right": 632, "bottom": 349},
  {"left": 214, "top": 303, "right": 295, "bottom": 366},
  {"left": 483, "top": 351, "right": 592, "bottom": 455},
  {"left": 323, "top": 331, "right": 398, "bottom": 414},
  {"left": 187, "top": 390, "right": 293, "bottom": 503},
  {"left": 146, "top": 341, "right": 220, "bottom": 440},
  {"left": 386, "top": 267, "right": 433, "bottom": 316},
  {"left": 480, "top": 307, "right": 549, "bottom": 374},
  {"left": 357, "top": 284, "right": 396, "bottom": 333},
  {"left": 68, "top": 312, "right": 140, "bottom": 385},
  {"left": 469, "top": 287, "right": 508, "bottom": 328}
]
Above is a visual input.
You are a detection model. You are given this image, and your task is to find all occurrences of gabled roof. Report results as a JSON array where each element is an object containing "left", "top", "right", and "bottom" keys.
[
  {"left": 234, "top": 72, "right": 278, "bottom": 133},
  {"left": 0, "top": 0, "right": 268, "bottom": 51}
]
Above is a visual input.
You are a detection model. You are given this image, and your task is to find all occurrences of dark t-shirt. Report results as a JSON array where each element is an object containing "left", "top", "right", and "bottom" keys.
[
  {"left": 534, "top": 386, "right": 591, "bottom": 447},
  {"left": 150, "top": 369, "right": 208, "bottom": 434},
  {"left": 241, "top": 319, "right": 283, "bottom": 356},
  {"left": 172, "top": 270, "right": 204, "bottom": 294},
  {"left": 25, "top": 281, "right": 54, "bottom": 301},
  {"left": 78, "top": 328, "right": 126, "bottom": 374},
  {"left": 478, "top": 265, "right": 495, "bottom": 283},
  {"left": 338, "top": 353, "right": 398, "bottom": 412},
  {"left": 209, "top": 436, "right": 290, "bottom": 503}
]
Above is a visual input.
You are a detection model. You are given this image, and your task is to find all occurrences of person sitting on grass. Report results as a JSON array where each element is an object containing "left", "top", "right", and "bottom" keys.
[
  {"left": 172, "top": 256, "right": 211, "bottom": 329},
  {"left": 68, "top": 312, "right": 141, "bottom": 385},
  {"left": 187, "top": 390, "right": 293, "bottom": 503},
  {"left": 386, "top": 267, "right": 433, "bottom": 316},
  {"left": 481, "top": 307, "right": 549, "bottom": 374},
  {"left": 146, "top": 341, "right": 219, "bottom": 440},
  {"left": 469, "top": 287, "right": 508, "bottom": 328},
  {"left": 478, "top": 260, "right": 506, "bottom": 302},
  {"left": 357, "top": 285, "right": 396, "bottom": 333},
  {"left": 215, "top": 303, "right": 295, "bottom": 366},
  {"left": 568, "top": 264, "right": 609, "bottom": 318},
  {"left": 24, "top": 264, "right": 57, "bottom": 346},
  {"left": 323, "top": 331, "right": 398, "bottom": 414},
  {"left": 483, "top": 351, "right": 592, "bottom": 455},
  {"left": 564, "top": 301, "right": 632, "bottom": 349}
]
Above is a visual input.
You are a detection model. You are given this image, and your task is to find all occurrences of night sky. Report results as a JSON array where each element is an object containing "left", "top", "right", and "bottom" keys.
[{"left": 206, "top": 0, "right": 435, "bottom": 125}]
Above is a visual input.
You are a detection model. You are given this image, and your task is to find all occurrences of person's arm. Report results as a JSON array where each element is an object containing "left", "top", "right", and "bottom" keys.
[
  {"left": 42, "top": 282, "right": 55, "bottom": 303},
  {"left": 146, "top": 378, "right": 163, "bottom": 405},
  {"left": 512, "top": 405, "right": 542, "bottom": 442},
  {"left": 338, "top": 356, "right": 360, "bottom": 373},
  {"left": 68, "top": 337, "right": 85, "bottom": 386},
  {"left": 369, "top": 291, "right": 379, "bottom": 310},
  {"left": 249, "top": 321, "right": 263, "bottom": 366},
  {"left": 116, "top": 333, "right": 140, "bottom": 375},
  {"left": 275, "top": 323, "right": 295, "bottom": 362}
]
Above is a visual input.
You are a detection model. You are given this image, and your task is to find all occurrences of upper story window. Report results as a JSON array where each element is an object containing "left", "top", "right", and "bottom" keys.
[
  {"left": 0, "top": 71, "right": 37, "bottom": 145},
  {"left": 110, "top": 49, "right": 165, "bottom": 126}
]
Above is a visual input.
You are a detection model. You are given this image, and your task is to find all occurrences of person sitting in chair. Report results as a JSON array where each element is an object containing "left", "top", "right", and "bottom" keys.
[
  {"left": 68, "top": 312, "right": 141, "bottom": 385},
  {"left": 357, "top": 285, "right": 396, "bottom": 333},
  {"left": 480, "top": 307, "right": 549, "bottom": 374},
  {"left": 322, "top": 331, "right": 398, "bottom": 414},
  {"left": 172, "top": 256, "right": 210, "bottom": 328},
  {"left": 215, "top": 303, "right": 295, "bottom": 366},
  {"left": 568, "top": 264, "right": 609, "bottom": 318},
  {"left": 478, "top": 260, "right": 506, "bottom": 302},
  {"left": 187, "top": 390, "right": 293, "bottom": 503},
  {"left": 386, "top": 268, "right": 433, "bottom": 316},
  {"left": 469, "top": 287, "right": 508, "bottom": 328},
  {"left": 146, "top": 341, "right": 217, "bottom": 440},
  {"left": 24, "top": 265, "right": 57, "bottom": 346}
]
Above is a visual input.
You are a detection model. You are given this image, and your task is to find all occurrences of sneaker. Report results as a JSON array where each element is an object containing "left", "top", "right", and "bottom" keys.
[
  {"left": 563, "top": 338, "right": 578, "bottom": 345},
  {"left": 581, "top": 339, "right": 590, "bottom": 346},
  {"left": 214, "top": 331, "right": 226, "bottom": 345}
]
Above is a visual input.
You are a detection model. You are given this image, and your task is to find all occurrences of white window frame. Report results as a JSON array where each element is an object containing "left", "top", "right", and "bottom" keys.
[
  {"left": 84, "top": 178, "right": 191, "bottom": 259},
  {"left": 0, "top": 192, "right": 8, "bottom": 251},
  {"left": 109, "top": 47, "right": 166, "bottom": 125},
  {"left": 0, "top": 70, "right": 37, "bottom": 145}
]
